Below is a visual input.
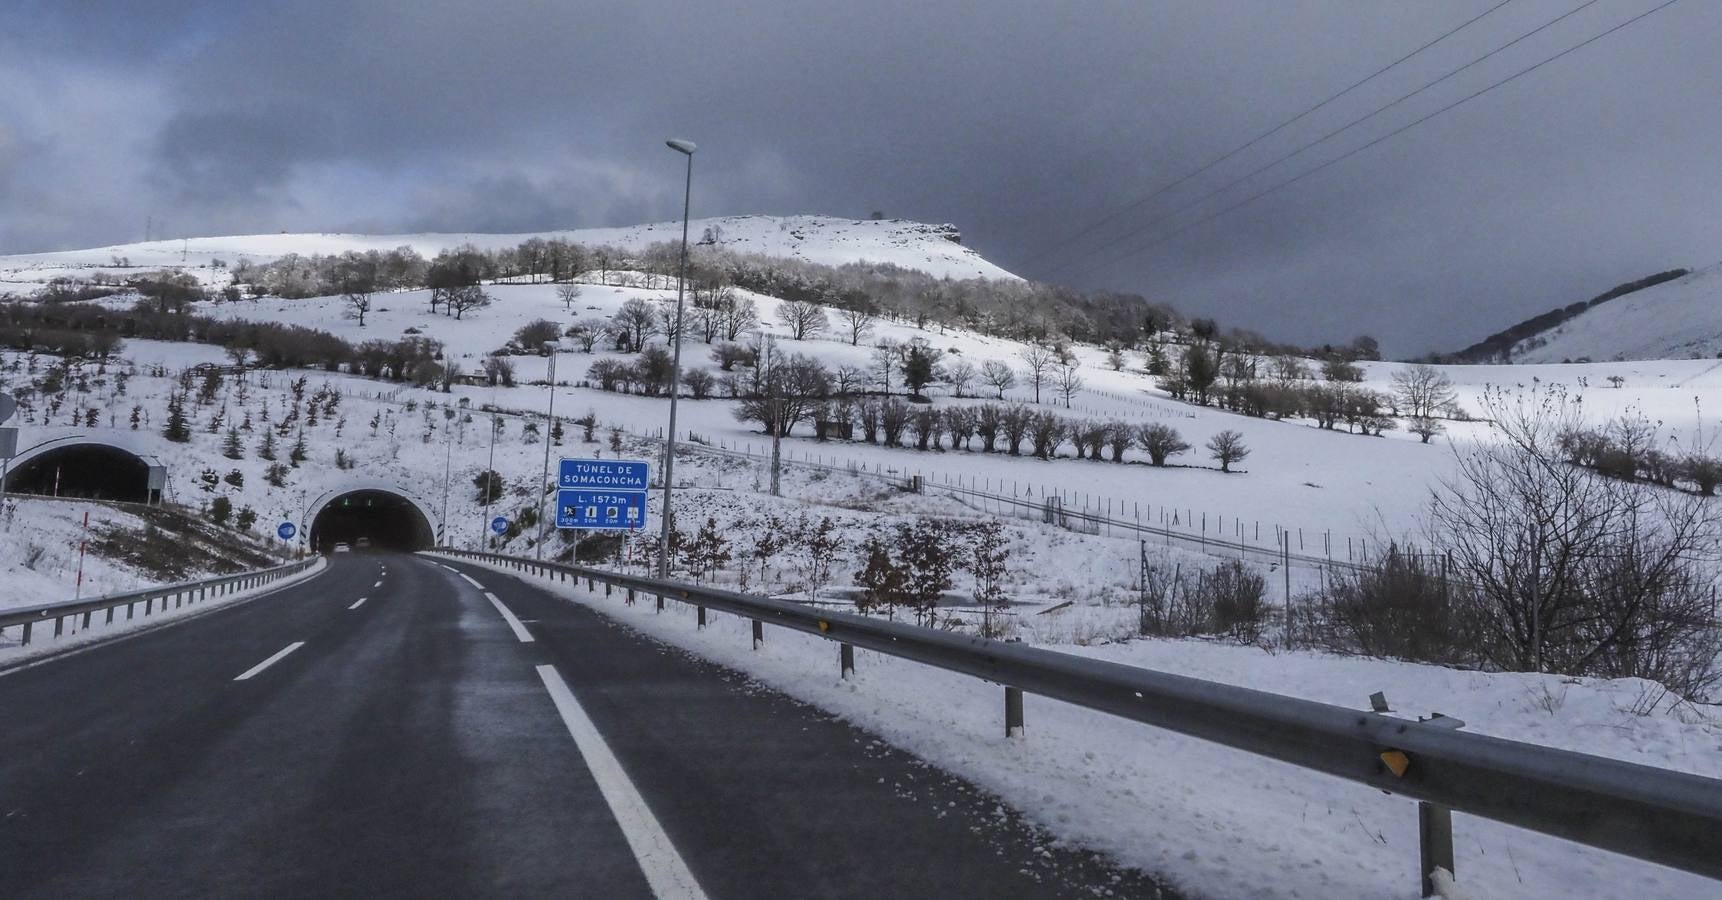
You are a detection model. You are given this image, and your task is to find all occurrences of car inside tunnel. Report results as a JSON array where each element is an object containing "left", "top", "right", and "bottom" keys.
[
  {"left": 2, "top": 443, "right": 153, "bottom": 503},
  {"left": 310, "top": 490, "right": 435, "bottom": 552}
]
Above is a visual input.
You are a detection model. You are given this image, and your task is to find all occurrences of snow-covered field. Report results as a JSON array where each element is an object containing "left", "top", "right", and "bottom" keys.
[{"left": 453, "top": 555, "right": 1722, "bottom": 900}]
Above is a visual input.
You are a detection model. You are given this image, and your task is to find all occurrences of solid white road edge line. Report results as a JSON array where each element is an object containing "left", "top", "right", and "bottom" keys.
[
  {"left": 349, "top": 597, "right": 367, "bottom": 610},
  {"left": 535, "top": 665, "right": 708, "bottom": 900},
  {"left": 483, "top": 592, "right": 534, "bottom": 643},
  {"left": 234, "top": 641, "right": 306, "bottom": 681}
]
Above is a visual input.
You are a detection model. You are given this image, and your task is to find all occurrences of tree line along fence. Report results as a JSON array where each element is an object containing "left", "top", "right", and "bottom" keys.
[{"left": 621, "top": 423, "right": 1389, "bottom": 582}]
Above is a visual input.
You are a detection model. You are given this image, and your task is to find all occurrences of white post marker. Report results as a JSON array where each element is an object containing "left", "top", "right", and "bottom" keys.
[
  {"left": 234, "top": 642, "right": 306, "bottom": 681},
  {"left": 536, "top": 664, "right": 707, "bottom": 900}
]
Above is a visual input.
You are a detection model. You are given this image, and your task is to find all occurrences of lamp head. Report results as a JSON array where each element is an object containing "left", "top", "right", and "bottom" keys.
[{"left": 665, "top": 139, "right": 697, "bottom": 156}]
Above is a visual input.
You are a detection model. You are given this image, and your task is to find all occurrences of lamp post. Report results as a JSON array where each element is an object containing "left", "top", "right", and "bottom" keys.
[
  {"left": 658, "top": 138, "right": 696, "bottom": 578},
  {"left": 535, "top": 343, "right": 558, "bottom": 560}
]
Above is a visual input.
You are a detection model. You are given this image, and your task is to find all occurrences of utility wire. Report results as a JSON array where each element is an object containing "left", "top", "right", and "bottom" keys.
[
  {"left": 1077, "top": 0, "right": 1686, "bottom": 279},
  {"left": 1018, "top": 0, "right": 1519, "bottom": 273},
  {"left": 1041, "top": 0, "right": 1610, "bottom": 280}
]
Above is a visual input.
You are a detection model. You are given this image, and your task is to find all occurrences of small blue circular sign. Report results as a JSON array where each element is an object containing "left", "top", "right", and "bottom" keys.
[
  {"left": 277, "top": 522, "right": 297, "bottom": 540},
  {"left": 490, "top": 516, "right": 509, "bottom": 535}
]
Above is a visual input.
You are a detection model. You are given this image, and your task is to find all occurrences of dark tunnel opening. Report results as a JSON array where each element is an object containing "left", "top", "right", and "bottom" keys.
[
  {"left": 310, "top": 490, "right": 435, "bottom": 552},
  {"left": 2, "top": 444, "right": 152, "bottom": 503}
]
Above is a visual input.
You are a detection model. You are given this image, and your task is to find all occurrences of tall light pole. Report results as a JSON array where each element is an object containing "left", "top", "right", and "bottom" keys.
[
  {"left": 658, "top": 138, "right": 696, "bottom": 579},
  {"left": 534, "top": 344, "right": 558, "bottom": 560}
]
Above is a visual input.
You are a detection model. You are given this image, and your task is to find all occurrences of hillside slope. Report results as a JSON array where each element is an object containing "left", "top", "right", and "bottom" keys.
[
  {"left": 1505, "top": 263, "right": 1722, "bottom": 363},
  {"left": 0, "top": 215, "right": 1017, "bottom": 287}
]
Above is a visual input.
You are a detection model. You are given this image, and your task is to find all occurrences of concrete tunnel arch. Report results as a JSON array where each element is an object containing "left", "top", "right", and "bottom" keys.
[
  {"left": 304, "top": 481, "right": 440, "bottom": 551},
  {"left": 1, "top": 436, "right": 166, "bottom": 504}
]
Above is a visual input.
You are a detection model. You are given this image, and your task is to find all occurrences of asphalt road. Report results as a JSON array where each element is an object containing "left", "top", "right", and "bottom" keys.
[{"left": 0, "top": 552, "right": 1170, "bottom": 899}]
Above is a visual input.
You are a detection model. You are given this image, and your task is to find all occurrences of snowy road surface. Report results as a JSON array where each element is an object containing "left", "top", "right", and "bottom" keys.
[{"left": 0, "top": 552, "right": 1166, "bottom": 898}]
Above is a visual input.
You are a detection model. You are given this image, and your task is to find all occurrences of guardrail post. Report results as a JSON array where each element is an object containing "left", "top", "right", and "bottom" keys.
[
  {"left": 752, "top": 619, "right": 764, "bottom": 650},
  {"left": 625, "top": 587, "right": 634, "bottom": 605},
  {"left": 53, "top": 616, "right": 63, "bottom": 638},
  {"left": 144, "top": 597, "right": 153, "bottom": 616},
  {"left": 1005, "top": 686, "right": 1024, "bottom": 738},
  {"left": 21, "top": 622, "right": 31, "bottom": 645},
  {"left": 697, "top": 606, "right": 706, "bottom": 628},
  {"left": 656, "top": 593, "right": 664, "bottom": 612},
  {"left": 81, "top": 611, "right": 92, "bottom": 630},
  {"left": 1419, "top": 801, "right": 1454, "bottom": 897},
  {"left": 126, "top": 602, "right": 134, "bottom": 621},
  {"left": 106, "top": 608, "right": 115, "bottom": 625},
  {"left": 840, "top": 643, "right": 855, "bottom": 678}
]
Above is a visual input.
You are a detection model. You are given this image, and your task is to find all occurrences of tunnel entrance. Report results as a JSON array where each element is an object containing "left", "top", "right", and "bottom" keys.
[
  {"left": 2, "top": 443, "right": 155, "bottom": 503},
  {"left": 309, "top": 489, "right": 435, "bottom": 552}
]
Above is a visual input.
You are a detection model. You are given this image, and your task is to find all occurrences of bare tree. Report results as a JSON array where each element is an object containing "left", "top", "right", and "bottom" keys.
[
  {"left": 722, "top": 296, "right": 760, "bottom": 341},
  {"left": 1409, "top": 416, "right": 1445, "bottom": 444},
  {"left": 1206, "top": 429, "right": 1249, "bottom": 472},
  {"left": 1019, "top": 344, "right": 1056, "bottom": 404},
  {"left": 779, "top": 300, "right": 830, "bottom": 341},
  {"left": 570, "top": 317, "right": 608, "bottom": 352},
  {"left": 445, "top": 285, "right": 492, "bottom": 320},
  {"left": 943, "top": 359, "right": 977, "bottom": 398},
  {"left": 1136, "top": 423, "right": 1190, "bottom": 466},
  {"left": 1429, "top": 385, "right": 1721, "bottom": 694},
  {"left": 981, "top": 360, "right": 1016, "bottom": 399},
  {"left": 1392, "top": 364, "right": 1457, "bottom": 418},
  {"left": 556, "top": 283, "right": 583, "bottom": 310},
  {"left": 613, "top": 298, "right": 657, "bottom": 351},
  {"left": 839, "top": 306, "right": 877, "bottom": 346},
  {"left": 344, "top": 290, "right": 373, "bottom": 327},
  {"left": 1054, "top": 361, "right": 1083, "bottom": 408}
]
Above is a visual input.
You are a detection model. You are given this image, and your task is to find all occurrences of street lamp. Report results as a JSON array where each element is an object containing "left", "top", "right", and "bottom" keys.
[
  {"left": 535, "top": 342, "right": 558, "bottom": 560},
  {"left": 658, "top": 138, "right": 695, "bottom": 578}
]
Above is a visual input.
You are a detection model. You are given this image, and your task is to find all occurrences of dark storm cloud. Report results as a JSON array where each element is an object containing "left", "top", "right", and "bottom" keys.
[{"left": 3, "top": 0, "right": 1719, "bottom": 355}]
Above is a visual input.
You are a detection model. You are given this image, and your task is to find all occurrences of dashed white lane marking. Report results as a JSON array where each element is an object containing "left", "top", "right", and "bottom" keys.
[
  {"left": 535, "top": 665, "right": 708, "bottom": 900},
  {"left": 483, "top": 592, "right": 533, "bottom": 643},
  {"left": 349, "top": 597, "right": 367, "bottom": 610},
  {"left": 234, "top": 642, "right": 305, "bottom": 681},
  {"left": 459, "top": 573, "right": 484, "bottom": 589},
  {"left": 373, "top": 580, "right": 383, "bottom": 589}
]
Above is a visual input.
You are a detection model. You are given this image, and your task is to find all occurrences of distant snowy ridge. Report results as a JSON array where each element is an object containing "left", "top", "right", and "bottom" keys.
[
  {"left": 1504, "top": 262, "right": 1722, "bottom": 363},
  {"left": 0, "top": 215, "right": 1018, "bottom": 284}
]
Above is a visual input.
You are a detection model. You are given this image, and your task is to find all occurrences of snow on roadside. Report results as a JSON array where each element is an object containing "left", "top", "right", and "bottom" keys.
[
  {"left": 0, "top": 557, "right": 326, "bottom": 665},
  {"left": 450, "top": 555, "right": 1722, "bottom": 900}
]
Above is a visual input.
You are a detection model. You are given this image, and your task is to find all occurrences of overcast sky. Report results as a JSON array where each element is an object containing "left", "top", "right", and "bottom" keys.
[{"left": 3, "top": 0, "right": 1717, "bottom": 355}]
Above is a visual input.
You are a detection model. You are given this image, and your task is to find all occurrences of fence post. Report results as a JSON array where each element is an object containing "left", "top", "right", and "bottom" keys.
[
  {"left": 1418, "top": 801, "right": 1455, "bottom": 897},
  {"left": 1005, "top": 686, "right": 1024, "bottom": 738},
  {"left": 840, "top": 642, "right": 855, "bottom": 678}
]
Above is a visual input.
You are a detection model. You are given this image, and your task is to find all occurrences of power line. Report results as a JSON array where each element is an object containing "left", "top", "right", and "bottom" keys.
[
  {"left": 1018, "top": 0, "right": 1519, "bottom": 273},
  {"left": 1040, "top": 0, "right": 1611, "bottom": 280},
  {"left": 1077, "top": 0, "right": 1685, "bottom": 280}
]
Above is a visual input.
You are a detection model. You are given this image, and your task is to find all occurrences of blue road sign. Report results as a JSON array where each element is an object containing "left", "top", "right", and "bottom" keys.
[
  {"left": 277, "top": 522, "right": 297, "bottom": 540},
  {"left": 559, "top": 458, "right": 649, "bottom": 491},
  {"left": 490, "top": 515, "right": 509, "bottom": 535},
  {"left": 556, "top": 488, "right": 648, "bottom": 530}
]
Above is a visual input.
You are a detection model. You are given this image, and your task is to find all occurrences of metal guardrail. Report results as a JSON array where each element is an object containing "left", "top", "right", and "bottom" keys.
[
  {"left": 0, "top": 557, "right": 322, "bottom": 648},
  {"left": 439, "top": 548, "right": 1722, "bottom": 895}
]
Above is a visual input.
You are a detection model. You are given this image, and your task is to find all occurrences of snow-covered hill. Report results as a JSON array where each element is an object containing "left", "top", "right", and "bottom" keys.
[
  {"left": 0, "top": 215, "right": 1017, "bottom": 288},
  {"left": 1511, "top": 262, "right": 1722, "bottom": 363}
]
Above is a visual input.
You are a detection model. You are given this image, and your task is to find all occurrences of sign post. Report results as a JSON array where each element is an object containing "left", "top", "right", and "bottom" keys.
[{"left": 555, "top": 458, "right": 650, "bottom": 532}]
